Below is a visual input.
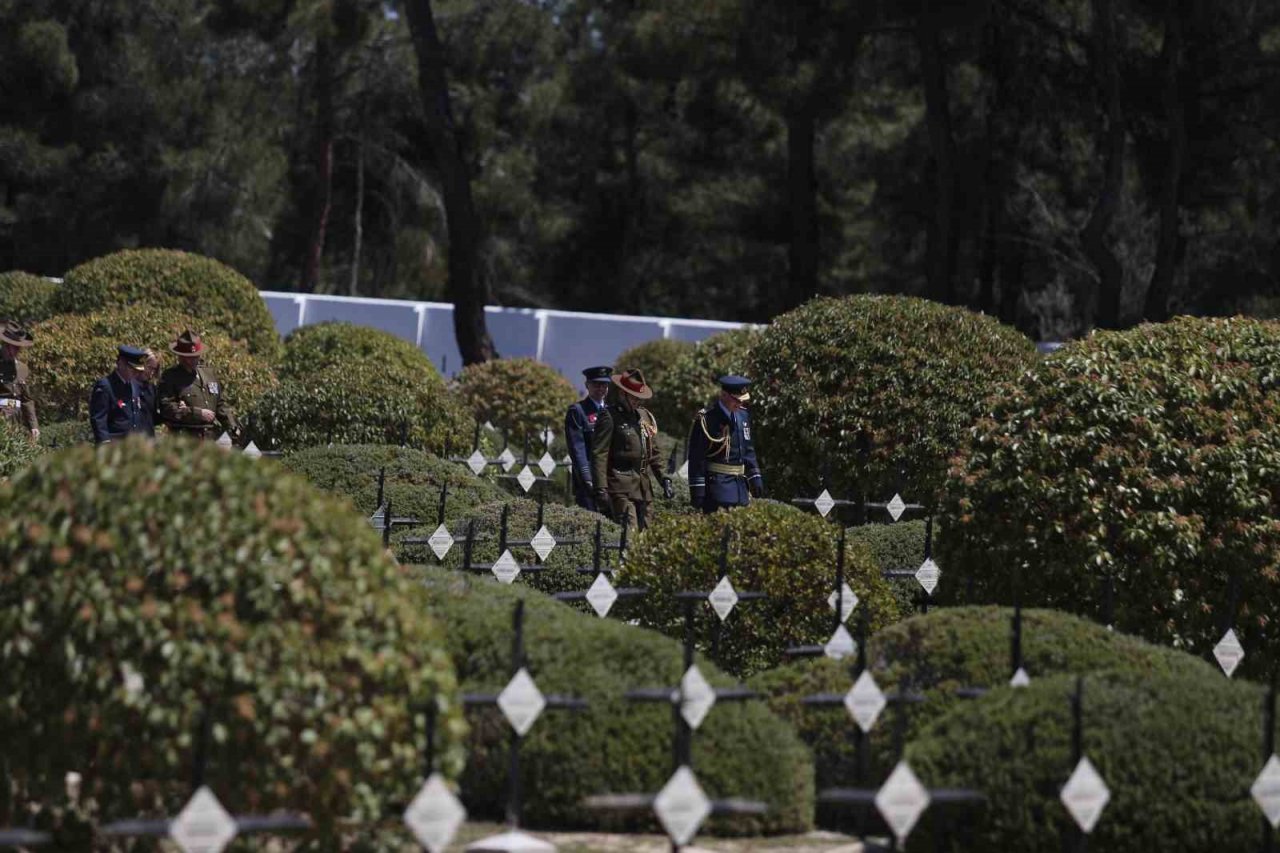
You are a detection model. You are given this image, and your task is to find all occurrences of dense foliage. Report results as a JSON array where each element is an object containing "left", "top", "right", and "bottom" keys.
[
  {"left": 418, "top": 569, "right": 814, "bottom": 834},
  {"left": 453, "top": 357, "right": 578, "bottom": 443},
  {"left": 55, "top": 250, "right": 281, "bottom": 358},
  {"left": 278, "top": 321, "right": 436, "bottom": 383},
  {"left": 0, "top": 439, "right": 464, "bottom": 838},
  {"left": 621, "top": 501, "right": 903, "bottom": 677},
  {"left": 847, "top": 520, "right": 932, "bottom": 615},
  {"left": 0, "top": 418, "right": 39, "bottom": 479},
  {"left": 651, "top": 328, "right": 762, "bottom": 434},
  {"left": 748, "top": 295, "right": 1036, "bottom": 504},
  {"left": 613, "top": 338, "right": 696, "bottom": 421},
  {"left": 0, "top": 272, "right": 56, "bottom": 324},
  {"left": 941, "top": 317, "right": 1280, "bottom": 671}
]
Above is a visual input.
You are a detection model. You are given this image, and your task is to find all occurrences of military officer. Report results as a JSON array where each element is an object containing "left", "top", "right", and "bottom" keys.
[
  {"left": 565, "top": 365, "right": 612, "bottom": 510},
  {"left": 89, "top": 345, "right": 154, "bottom": 444},
  {"left": 157, "top": 330, "right": 241, "bottom": 440},
  {"left": 687, "top": 375, "right": 764, "bottom": 513},
  {"left": 0, "top": 320, "right": 38, "bottom": 442},
  {"left": 590, "top": 368, "right": 675, "bottom": 531}
]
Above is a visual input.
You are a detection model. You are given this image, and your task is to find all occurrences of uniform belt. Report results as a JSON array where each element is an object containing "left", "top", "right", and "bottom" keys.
[
  {"left": 707, "top": 462, "right": 745, "bottom": 476},
  {"left": 0, "top": 398, "right": 21, "bottom": 409}
]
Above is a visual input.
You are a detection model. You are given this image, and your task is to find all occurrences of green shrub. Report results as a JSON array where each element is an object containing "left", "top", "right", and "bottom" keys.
[
  {"left": 906, "top": 670, "right": 1273, "bottom": 852},
  {"left": 0, "top": 418, "right": 39, "bottom": 479},
  {"left": 748, "top": 607, "right": 1216, "bottom": 794},
  {"left": 279, "top": 321, "right": 437, "bottom": 383},
  {"left": 30, "top": 305, "right": 278, "bottom": 422},
  {"left": 621, "top": 501, "right": 904, "bottom": 677},
  {"left": 848, "top": 520, "right": 930, "bottom": 615},
  {"left": 0, "top": 439, "right": 464, "bottom": 839},
  {"left": 36, "top": 420, "right": 92, "bottom": 450},
  {"left": 652, "top": 328, "right": 761, "bottom": 435},
  {"left": 280, "top": 444, "right": 509, "bottom": 529},
  {"left": 747, "top": 295, "right": 1035, "bottom": 507},
  {"left": 56, "top": 249, "right": 281, "bottom": 359},
  {"left": 418, "top": 568, "right": 814, "bottom": 834},
  {"left": 0, "top": 271, "right": 57, "bottom": 324},
  {"left": 615, "top": 338, "right": 696, "bottom": 424},
  {"left": 940, "top": 317, "right": 1280, "bottom": 670},
  {"left": 454, "top": 357, "right": 579, "bottom": 444}
]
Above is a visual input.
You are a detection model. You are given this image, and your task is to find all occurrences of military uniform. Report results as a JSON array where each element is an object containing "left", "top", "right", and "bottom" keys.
[
  {"left": 157, "top": 331, "right": 240, "bottom": 440},
  {"left": 687, "top": 376, "right": 763, "bottom": 513},
  {"left": 89, "top": 346, "right": 153, "bottom": 444},
  {"left": 565, "top": 365, "right": 612, "bottom": 511},
  {"left": 590, "top": 369, "right": 673, "bottom": 531},
  {"left": 0, "top": 321, "right": 37, "bottom": 437}
]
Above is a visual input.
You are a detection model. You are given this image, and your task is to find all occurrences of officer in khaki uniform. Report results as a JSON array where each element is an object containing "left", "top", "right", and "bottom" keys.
[
  {"left": 589, "top": 368, "right": 674, "bottom": 531},
  {"left": 157, "top": 330, "right": 241, "bottom": 440},
  {"left": 0, "top": 320, "right": 38, "bottom": 441}
]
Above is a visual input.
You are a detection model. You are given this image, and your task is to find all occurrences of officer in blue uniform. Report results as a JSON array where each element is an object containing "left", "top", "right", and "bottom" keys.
[
  {"left": 687, "top": 375, "right": 764, "bottom": 513},
  {"left": 88, "top": 345, "right": 155, "bottom": 444},
  {"left": 565, "top": 365, "right": 613, "bottom": 510}
]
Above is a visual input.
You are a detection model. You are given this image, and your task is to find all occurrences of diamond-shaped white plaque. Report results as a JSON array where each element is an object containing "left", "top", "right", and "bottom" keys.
[
  {"left": 484, "top": 420, "right": 497, "bottom": 432},
  {"left": 875, "top": 761, "right": 930, "bottom": 845},
  {"left": 492, "top": 550, "right": 521, "bottom": 584},
  {"left": 541, "top": 428, "right": 556, "bottom": 447},
  {"left": 680, "top": 665, "right": 716, "bottom": 730},
  {"left": 844, "top": 670, "right": 887, "bottom": 733},
  {"left": 241, "top": 441, "right": 261, "bottom": 458},
  {"left": 537, "top": 452, "right": 557, "bottom": 478},
  {"left": 1010, "top": 667, "right": 1031, "bottom": 688},
  {"left": 1253, "top": 755, "right": 1280, "bottom": 828},
  {"left": 404, "top": 772, "right": 467, "bottom": 853},
  {"left": 654, "top": 766, "right": 711, "bottom": 846},
  {"left": 678, "top": 460, "right": 689, "bottom": 480},
  {"left": 586, "top": 573, "right": 619, "bottom": 618},
  {"left": 516, "top": 466, "right": 536, "bottom": 493},
  {"left": 1061, "top": 756, "right": 1110, "bottom": 833},
  {"left": 814, "top": 489, "right": 836, "bottom": 518},
  {"left": 498, "top": 668, "right": 546, "bottom": 736},
  {"left": 427, "top": 524, "right": 454, "bottom": 560},
  {"left": 498, "top": 448, "right": 517, "bottom": 472},
  {"left": 824, "top": 624, "right": 857, "bottom": 660},
  {"left": 887, "top": 493, "right": 906, "bottom": 521},
  {"left": 215, "top": 432, "right": 232, "bottom": 450},
  {"left": 467, "top": 449, "right": 488, "bottom": 476},
  {"left": 915, "top": 558, "right": 940, "bottom": 596},
  {"left": 708, "top": 576, "right": 739, "bottom": 622},
  {"left": 368, "top": 507, "right": 385, "bottom": 529},
  {"left": 828, "top": 583, "right": 859, "bottom": 623},
  {"left": 1215, "top": 628, "right": 1245, "bottom": 677},
  {"left": 170, "top": 786, "right": 237, "bottom": 853},
  {"left": 530, "top": 526, "right": 557, "bottom": 561}
]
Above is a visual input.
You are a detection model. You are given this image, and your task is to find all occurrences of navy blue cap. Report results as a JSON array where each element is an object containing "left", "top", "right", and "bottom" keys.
[
  {"left": 718, "top": 375, "right": 752, "bottom": 393},
  {"left": 118, "top": 345, "right": 148, "bottom": 369},
  {"left": 583, "top": 365, "right": 612, "bottom": 381}
]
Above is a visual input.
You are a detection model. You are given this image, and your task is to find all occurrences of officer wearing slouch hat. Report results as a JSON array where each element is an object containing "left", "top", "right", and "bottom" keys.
[
  {"left": 687, "top": 375, "right": 764, "bottom": 513},
  {"left": 157, "top": 330, "right": 240, "bottom": 441},
  {"left": 0, "top": 320, "right": 38, "bottom": 441},
  {"left": 89, "top": 345, "right": 154, "bottom": 444},
  {"left": 590, "top": 368, "right": 674, "bottom": 531},
  {"left": 565, "top": 365, "right": 612, "bottom": 511}
]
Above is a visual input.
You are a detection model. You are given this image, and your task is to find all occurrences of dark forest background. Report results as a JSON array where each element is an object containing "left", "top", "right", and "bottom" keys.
[{"left": 3, "top": 0, "right": 1279, "bottom": 340}]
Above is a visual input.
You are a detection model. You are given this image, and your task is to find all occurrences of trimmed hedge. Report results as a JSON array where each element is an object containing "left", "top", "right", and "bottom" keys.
[
  {"left": 30, "top": 305, "right": 278, "bottom": 422},
  {"left": 941, "top": 317, "right": 1280, "bottom": 670},
  {"left": 0, "top": 271, "right": 57, "bottom": 324},
  {"left": 278, "top": 321, "right": 439, "bottom": 383},
  {"left": 279, "top": 444, "right": 509, "bottom": 527},
  {"left": 0, "top": 439, "right": 464, "bottom": 838},
  {"left": 848, "top": 520, "right": 930, "bottom": 616},
  {"left": 418, "top": 568, "right": 814, "bottom": 835},
  {"left": 747, "top": 295, "right": 1035, "bottom": 507},
  {"left": 0, "top": 418, "right": 39, "bottom": 479},
  {"left": 621, "top": 501, "right": 904, "bottom": 677},
  {"left": 906, "top": 670, "right": 1274, "bottom": 852},
  {"left": 748, "top": 607, "right": 1216, "bottom": 793},
  {"left": 454, "top": 357, "right": 579, "bottom": 444},
  {"left": 652, "top": 328, "right": 761, "bottom": 434},
  {"left": 36, "top": 420, "right": 92, "bottom": 450},
  {"left": 614, "top": 338, "right": 696, "bottom": 428},
  {"left": 55, "top": 249, "right": 281, "bottom": 359}
]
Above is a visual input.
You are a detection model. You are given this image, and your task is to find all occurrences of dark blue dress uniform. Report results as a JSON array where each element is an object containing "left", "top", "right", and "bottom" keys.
[
  {"left": 565, "top": 365, "right": 612, "bottom": 511},
  {"left": 687, "top": 376, "right": 764, "bottom": 513},
  {"left": 88, "top": 346, "right": 154, "bottom": 444}
]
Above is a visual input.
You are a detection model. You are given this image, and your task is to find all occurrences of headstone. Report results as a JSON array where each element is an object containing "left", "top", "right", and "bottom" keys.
[
  {"left": 241, "top": 441, "right": 261, "bottom": 459},
  {"left": 653, "top": 766, "right": 712, "bottom": 847},
  {"left": 828, "top": 583, "right": 858, "bottom": 623},
  {"left": 824, "top": 624, "right": 856, "bottom": 661},
  {"left": 497, "top": 668, "right": 546, "bottom": 737},
  {"left": 492, "top": 550, "right": 521, "bottom": 585},
  {"left": 814, "top": 489, "right": 836, "bottom": 518},
  {"left": 169, "top": 786, "right": 237, "bottom": 853},
  {"left": 1009, "top": 667, "right": 1031, "bottom": 688},
  {"left": 1214, "top": 628, "right": 1245, "bottom": 678},
  {"left": 404, "top": 772, "right": 467, "bottom": 853},
  {"left": 1060, "top": 756, "right": 1110, "bottom": 834},
  {"left": 498, "top": 448, "right": 517, "bottom": 472},
  {"left": 887, "top": 494, "right": 906, "bottom": 522},
  {"left": 915, "top": 558, "right": 940, "bottom": 596},
  {"left": 708, "top": 576, "right": 739, "bottom": 622},
  {"left": 537, "top": 452, "right": 557, "bottom": 478},
  {"left": 679, "top": 665, "right": 716, "bottom": 731},
  {"left": 516, "top": 466, "right": 537, "bottom": 493},
  {"left": 585, "top": 573, "right": 619, "bottom": 618},
  {"left": 530, "top": 526, "right": 557, "bottom": 561},
  {"left": 427, "top": 524, "right": 454, "bottom": 560},
  {"left": 843, "top": 670, "right": 887, "bottom": 733},
  {"left": 1252, "top": 754, "right": 1280, "bottom": 828},
  {"left": 875, "top": 761, "right": 930, "bottom": 845},
  {"left": 467, "top": 450, "right": 488, "bottom": 476}
]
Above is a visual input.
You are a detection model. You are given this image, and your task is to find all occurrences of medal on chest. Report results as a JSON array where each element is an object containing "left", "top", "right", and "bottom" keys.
[{"left": 207, "top": 381, "right": 220, "bottom": 395}]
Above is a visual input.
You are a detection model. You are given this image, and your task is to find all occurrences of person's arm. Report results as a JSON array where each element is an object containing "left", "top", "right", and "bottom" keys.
[
  {"left": 565, "top": 405, "right": 592, "bottom": 490},
  {"left": 158, "top": 375, "right": 200, "bottom": 425},
  {"left": 215, "top": 385, "right": 240, "bottom": 436},
  {"left": 88, "top": 380, "right": 111, "bottom": 444},
  {"left": 687, "top": 412, "right": 707, "bottom": 509},
  {"left": 743, "top": 411, "right": 763, "bottom": 498},
  {"left": 589, "top": 409, "right": 614, "bottom": 505}
]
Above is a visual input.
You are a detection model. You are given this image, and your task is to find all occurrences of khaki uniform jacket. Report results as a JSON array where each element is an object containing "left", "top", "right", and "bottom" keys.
[
  {"left": 590, "top": 402, "right": 665, "bottom": 501},
  {"left": 157, "top": 364, "right": 239, "bottom": 435},
  {"left": 0, "top": 357, "right": 37, "bottom": 431}
]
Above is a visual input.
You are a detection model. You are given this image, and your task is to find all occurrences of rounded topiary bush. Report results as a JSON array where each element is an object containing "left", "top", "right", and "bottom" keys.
[
  {"left": 419, "top": 569, "right": 814, "bottom": 835},
  {"left": 941, "top": 317, "right": 1280, "bottom": 670},
  {"left": 614, "top": 338, "right": 696, "bottom": 424},
  {"left": 748, "top": 607, "right": 1216, "bottom": 796},
  {"left": 278, "top": 322, "right": 436, "bottom": 383},
  {"left": 621, "top": 501, "right": 904, "bottom": 677},
  {"left": 0, "top": 439, "right": 463, "bottom": 837},
  {"left": 454, "top": 357, "right": 578, "bottom": 444},
  {"left": 905, "top": 670, "right": 1273, "bottom": 852},
  {"left": 0, "top": 418, "right": 39, "bottom": 479},
  {"left": 31, "top": 305, "right": 278, "bottom": 422},
  {"left": 0, "top": 271, "right": 57, "bottom": 324},
  {"left": 653, "top": 328, "right": 761, "bottom": 434},
  {"left": 279, "top": 444, "right": 509, "bottom": 526},
  {"left": 55, "top": 249, "right": 281, "bottom": 359},
  {"left": 848, "top": 520, "right": 931, "bottom": 615},
  {"left": 748, "top": 295, "right": 1035, "bottom": 507}
]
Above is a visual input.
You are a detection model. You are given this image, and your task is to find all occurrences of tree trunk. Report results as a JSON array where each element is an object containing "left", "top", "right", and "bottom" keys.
[
  {"left": 350, "top": 131, "right": 365, "bottom": 296},
  {"left": 301, "top": 35, "right": 335, "bottom": 293},
  {"left": 916, "top": 20, "right": 959, "bottom": 305},
  {"left": 1144, "top": 0, "right": 1188, "bottom": 322},
  {"left": 404, "top": 0, "right": 497, "bottom": 364},
  {"left": 784, "top": 100, "right": 820, "bottom": 313},
  {"left": 1080, "top": 0, "right": 1126, "bottom": 329}
]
